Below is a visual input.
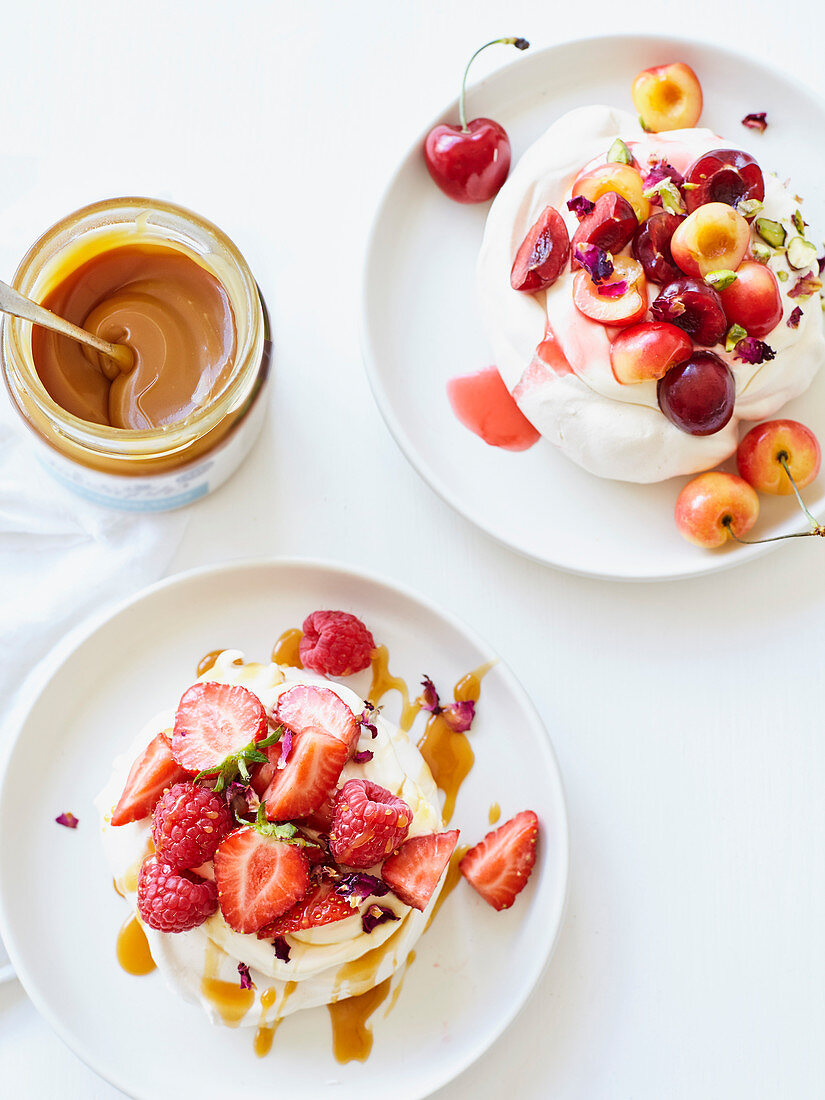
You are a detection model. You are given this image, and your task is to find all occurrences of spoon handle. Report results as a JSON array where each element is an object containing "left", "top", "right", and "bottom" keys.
[{"left": 0, "top": 278, "right": 132, "bottom": 371}]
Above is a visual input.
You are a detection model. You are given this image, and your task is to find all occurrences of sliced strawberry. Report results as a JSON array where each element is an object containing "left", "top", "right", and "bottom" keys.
[
  {"left": 381, "top": 829, "right": 460, "bottom": 911},
  {"left": 111, "top": 731, "right": 191, "bottom": 826},
  {"left": 262, "top": 729, "right": 348, "bottom": 821},
  {"left": 275, "top": 685, "right": 360, "bottom": 754},
  {"left": 212, "top": 827, "right": 310, "bottom": 934},
  {"left": 297, "top": 789, "right": 337, "bottom": 833},
  {"left": 257, "top": 882, "right": 353, "bottom": 938},
  {"left": 249, "top": 759, "right": 275, "bottom": 798},
  {"left": 172, "top": 681, "right": 268, "bottom": 773},
  {"left": 459, "top": 811, "right": 539, "bottom": 912}
]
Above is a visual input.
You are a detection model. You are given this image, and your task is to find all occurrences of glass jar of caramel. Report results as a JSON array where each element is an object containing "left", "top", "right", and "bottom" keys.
[{"left": 1, "top": 197, "right": 270, "bottom": 510}]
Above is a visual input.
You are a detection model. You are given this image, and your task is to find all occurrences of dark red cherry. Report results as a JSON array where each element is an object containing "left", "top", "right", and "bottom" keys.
[
  {"left": 650, "top": 277, "right": 727, "bottom": 346},
  {"left": 571, "top": 193, "right": 637, "bottom": 259},
  {"left": 684, "top": 148, "right": 765, "bottom": 213},
  {"left": 657, "top": 351, "right": 735, "bottom": 435},
  {"left": 632, "top": 212, "right": 685, "bottom": 284},
  {"left": 511, "top": 206, "right": 570, "bottom": 292}
]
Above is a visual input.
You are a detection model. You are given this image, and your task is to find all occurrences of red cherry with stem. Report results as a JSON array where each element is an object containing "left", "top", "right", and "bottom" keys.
[{"left": 423, "top": 37, "right": 529, "bottom": 203}]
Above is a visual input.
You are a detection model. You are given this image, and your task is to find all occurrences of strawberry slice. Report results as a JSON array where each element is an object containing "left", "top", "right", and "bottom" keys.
[
  {"left": 213, "top": 827, "right": 310, "bottom": 934},
  {"left": 257, "top": 882, "right": 354, "bottom": 938},
  {"left": 262, "top": 729, "right": 348, "bottom": 821},
  {"left": 297, "top": 789, "right": 337, "bottom": 833},
  {"left": 381, "top": 829, "right": 460, "bottom": 911},
  {"left": 172, "top": 681, "right": 268, "bottom": 773},
  {"left": 111, "top": 731, "right": 191, "bottom": 826},
  {"left": 275, "top": 685, "right": 360, "bottom": 753},
  {"left": 459, "top": 811, "right": 539, "bottom": 911}
]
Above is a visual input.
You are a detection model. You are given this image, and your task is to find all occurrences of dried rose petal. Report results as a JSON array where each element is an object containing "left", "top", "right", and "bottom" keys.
[
  {"left": 818, "top": 255, "right": 825, "bottom": 276},
  {"left": 56, "top": 812, "right": 79, "bottom": 829},
  {"left": 787, "top": 306, "right": 803, "bottom": 329},
  {"left": 733, "top": 337, "right": 775, "bottom": 365},
  {"left": 276, "top": 728, "right": 293, "bottom": 771},
  {"left": 359, "top": 704, "right": 379, "bottom": 739},
  {"left": 273, "top": 936, "right": 291, "bottom": 963},
  {"left": 742, "top": 112, "right": 768, "bottom": 133},
  {"left": 643, "top": 160, "right": 685, "bottom": 191},
  {"left": 574, "top": 244, "right": 614, "bottom": 284},
  {"left": 353, "top": 749, "right": 374, "bottom": 764},
  {"left": 598, "top": 279, "right": 628, "bottom": 299},
  {"left": 336, "top": 872, "right": 390, "bottom": 905},
  {"left": 567, "top": 195, "right": 595, "bottom": 220},
  {"left": 238, "top": 962, "right": 254, "bottom": 990},
  {"left": 441, "top": 700, "right": 476, "bottom": 733},
  {"left": 419, "top": 677, "right": 440, "bottom": 713},
  {"left": 361, "top": 905, "right": 399, "bottom": 934},
  {"left": 788, "top": 274, "right": 823, "bottom": 299}
]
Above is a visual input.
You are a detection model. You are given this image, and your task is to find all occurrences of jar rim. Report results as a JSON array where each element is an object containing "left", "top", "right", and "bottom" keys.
[{"left": 2, "top": 196, "right": 264, "bottom": 461}]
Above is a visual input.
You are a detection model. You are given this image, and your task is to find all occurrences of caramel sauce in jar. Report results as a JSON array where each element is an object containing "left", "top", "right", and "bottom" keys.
[
  {"left": 272, "top": 628, "right": 303, "bottom": 668},
  {"left": 116, "top": 914, "right": 156, "bottom": 976}
]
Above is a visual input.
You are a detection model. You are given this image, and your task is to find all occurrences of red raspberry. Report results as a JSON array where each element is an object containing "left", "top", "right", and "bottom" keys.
[
  {"left": 330, "top": 779, "right": 412, "bottom": 869},
  {"left": 299, "top": 610, "right": 376, "bottom": 677},
  {"left": 151, "top": 782, "right": 233, "bottom": 870},
  {"left": 137, "top": 854, "right": 218, "bottom": 932}
]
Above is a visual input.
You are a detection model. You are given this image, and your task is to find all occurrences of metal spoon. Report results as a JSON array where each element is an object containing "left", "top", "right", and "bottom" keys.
[{"left": 0, "top": 278, "right": 133, "bottom": 374}]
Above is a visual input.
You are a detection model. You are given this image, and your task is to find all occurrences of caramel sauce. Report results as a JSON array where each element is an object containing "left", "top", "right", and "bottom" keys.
[
  {"left": 385, "top": 950, "right": 416, "bottom": 1017},
  {"left": 254, "top": 1026, "right": 275, "bottom": 1058},
  {"left": 253, "top": 980, "right": 297, "bottom": 1056},
  {"left": 200, "top": 942, "right": 254, "bottom": 1027},
  {"left": 113, "top": 876, "right": 124, "bottom": 898},
  {"left": 417, "top": 662, "right": 495, "bottom": 824},
  {"left": 197, "top": 648, "right": 226, "bottom": 676},
  {"left": 488, "top": 802, "right": 502, "bottom": 825},
  {"left": 272, "top": 628, "right": 303, "bottom": 668},
  {"left": 368, "top": 645, "right": 421, "bottom": 732},
  {"left": 426, "top": 845, "right": 469, "bottom": 931},
  {"left": 117, "top": 838, "right": 154, "bottom": 895},
  {"left": 328, "top": 977, "right": 393, "bottom": 1064},
  {"left": 116, "top": 914, "right": 156, "bottom": 976}
]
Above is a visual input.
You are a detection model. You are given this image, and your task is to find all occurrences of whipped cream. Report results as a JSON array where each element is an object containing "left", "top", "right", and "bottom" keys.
[
  {"left": 96, "top": 651, "right": 444, "bottom": 1027},
  {"left": 477, "top": 105, "right": 825, "bottom": 482}
]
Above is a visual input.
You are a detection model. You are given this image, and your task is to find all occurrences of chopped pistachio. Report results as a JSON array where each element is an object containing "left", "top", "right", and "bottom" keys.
[
  {"left": 725, "top": 323, "right": 748, "bottom": 352},
  {"left": 792, "top": 209, "right": 807, "bottom": 235},
  {"left": 642, "top": 178, "right": 686, "bottom": 216},
  {"left": 638, "top": 115, "right": 652, "bottom": 133},
  {"left": 704, "top": 270, "right": 738, "bottom": 290},
  {"left": 736, "top": 198, "right": 763, "bottom": 219},
  {"left": 751, "top": 242, "right": 772, "bottom": 265},
  {"left": 682, "top": 182, "right": 699, "bottom": 191},
  {"left": 755, "top": 218, "right": 786, "bottom": 248},
  {"left": 607, "top": 138, "right": 633, "bottom": 165},
  {"left": 777, "top": 270, "right": 789, "bottom": 282},
  {"left": 786, "top": 236, "right": 818, "bottom": 271}
]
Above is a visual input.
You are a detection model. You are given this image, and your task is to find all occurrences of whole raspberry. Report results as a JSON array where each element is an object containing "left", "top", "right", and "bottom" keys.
[
  {"left": 299, "top": 610, "right": 376, "bottom": 677},
  {"left": 151, "top": 782, "right": 233, "bottom": 870},
  {"left": 330, "top": 779, "right": 412, "bottom": 869},
  {"left": 137, "top": 855, "right": 218, "bottom": 932}
]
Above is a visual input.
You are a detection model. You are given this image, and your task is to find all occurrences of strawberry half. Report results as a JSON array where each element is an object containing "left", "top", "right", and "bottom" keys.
[
  {"left": 111, "top": 731, "right": 191, "bottom": 826},
  {"left": 459, "top": 811, "right": 539, "bottom": 912},
  {"left": 172, "top": 681, "right": 268, "bottom": 773},
  {"left": 381, "top": 829, "right": 460, "bottom": 911},
  {"left": 262, "top": 729, "right": 348, "bottom": 821},
  {"left": 275, "top": 685, "right": 360, "bottom": 754},
  {"left": 257, "top": 882, "right": 354, "bottom": 938},
  {"left": 213, "top": 826, "right": 310, "bottom": 934}
]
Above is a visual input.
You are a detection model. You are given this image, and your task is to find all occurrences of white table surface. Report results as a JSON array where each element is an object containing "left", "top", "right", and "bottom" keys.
[{"left": 3, "top": 1, "right": 825, "bottom": 1096}]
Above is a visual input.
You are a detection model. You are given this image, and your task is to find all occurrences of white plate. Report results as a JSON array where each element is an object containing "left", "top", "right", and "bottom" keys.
[
  {"left": 0, "top": 558, "right": 568, "bottom": 1100},
  {"left": 362, "top": 33, "right": 825, "bottom": 581}
]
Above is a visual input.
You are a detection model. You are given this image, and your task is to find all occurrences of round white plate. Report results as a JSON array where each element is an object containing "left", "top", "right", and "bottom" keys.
[
  {"left": 362, "top": 33, "right": 825, "bottom": 581},
  {"left": 0, "top": 558, "right": 568, "bottom": 1100}
]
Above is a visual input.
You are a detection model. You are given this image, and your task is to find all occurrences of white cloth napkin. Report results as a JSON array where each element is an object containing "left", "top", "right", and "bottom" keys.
[{"left": 0, "top": 395, "right": 187, "bottom": 732}]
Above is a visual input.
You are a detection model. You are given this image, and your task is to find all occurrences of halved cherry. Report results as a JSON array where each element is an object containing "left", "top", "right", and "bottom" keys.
[
  {"left": 572, "top": 256, "right": 647, "bottom": 327},
  {"left": 571, "top": 163, "right": 650, "bottom": 223},
  {"left": 650, "top": 277, "right": 727, "bottom": 346},
  {"left": 632, "top": 212, "right": 685, "bottom": 284},
  {"left": 684, "top": 148, "right": 764, "bottom": 214},
  {"left": 669, "top": 203, "right": 750, "bottom": 279},
  {"left": 510, "top": 205, "right": 570, "bottom": 292},
  {"left": 572, "top": 193, "right": 638, "bottom": 259},
  {"left": 718, "top": 261, "right": 782, "bottom": 338},
  {"left": 610, "top": 321, "right": 693, "bottom": 384}
]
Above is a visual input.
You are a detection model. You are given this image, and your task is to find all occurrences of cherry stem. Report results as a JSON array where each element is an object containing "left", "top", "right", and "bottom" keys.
[
  {"left": 778, "top": 453, "right": 820, "bottom": 527},
  {"left": 458, "top": 37, "right": 529, "bottom": 132}
]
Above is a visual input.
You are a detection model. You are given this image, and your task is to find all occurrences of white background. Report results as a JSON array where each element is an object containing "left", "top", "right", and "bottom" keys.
[{"left": 2, "top": 1, "right": 825, "bottom": 1097}]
